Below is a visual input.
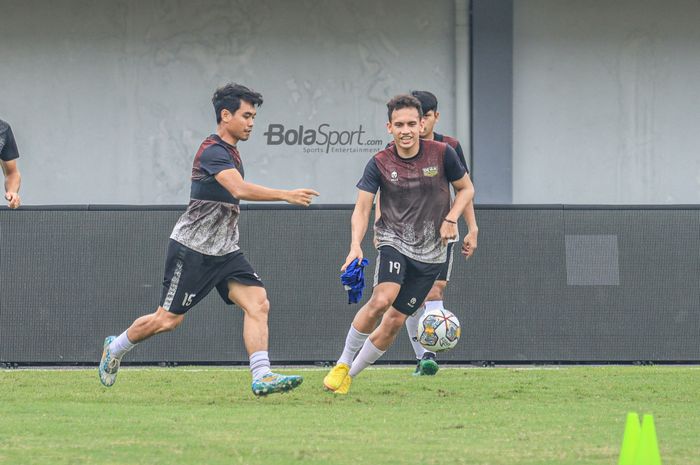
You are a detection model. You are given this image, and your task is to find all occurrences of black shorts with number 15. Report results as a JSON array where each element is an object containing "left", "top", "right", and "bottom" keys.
[
  {"left": 160, "top": 240, "right": 264, "bottom": 315},
  {"left": 373, "top": 246, "right": 444, "bottom": 316}
]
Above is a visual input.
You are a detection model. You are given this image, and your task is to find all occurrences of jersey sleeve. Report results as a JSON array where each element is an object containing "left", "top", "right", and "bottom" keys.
[
  {"left": 356, "top": 157, "right": 381, "bottom": 194},
  {"left": 0, "top": 122, "right": 20, "bottom": 162},
  {"left": 444, "top": 145, "right": 467, "bottom": 182},
  {"left": 454, "top": 142, "right": 469, "bottom": 174},
  {"left": 199, "top": 144, "right": 236, "bottom": 176}
]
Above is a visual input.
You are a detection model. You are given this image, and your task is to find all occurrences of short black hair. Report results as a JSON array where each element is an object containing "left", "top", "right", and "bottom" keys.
[
  {"left": 212, "top": 83, "right": 263, "bottom": 123},
  {"left": 386, "top": 94, "right": 423, "bottom": 122},
  {"left": 410, "top": 90, "right": 438, "bottom": 114}
]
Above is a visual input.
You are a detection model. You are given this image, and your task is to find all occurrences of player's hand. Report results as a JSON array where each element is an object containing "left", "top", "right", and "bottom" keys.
[
  {"left": 462, "top": 228, "right": 478, "bottom": 259},
  {"left": 341, "top": 244, "right": 363, "bottom": 272},
  {"left": 439, "top": 220, "right": 458, "bottom": 246},
  {"left": 5, "top": 192, "right": 20, "bottom": 209},
  {"left": 285, "top": 188, "right": 319, "bottom": 207},
  {"left": 373, "top": 235, "right": 378, "bottom": 249}
]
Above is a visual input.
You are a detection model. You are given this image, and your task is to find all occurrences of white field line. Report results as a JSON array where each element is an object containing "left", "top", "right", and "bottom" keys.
[{"left": 3, "top": 365, "right": 700, "bottom": 372}]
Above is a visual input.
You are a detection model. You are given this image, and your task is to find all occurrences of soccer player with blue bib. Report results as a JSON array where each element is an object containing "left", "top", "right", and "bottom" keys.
[
  {"left": 323, "top": 94, "right": 475, "bottom": 394},
  {"left": 99, "top": 83, "right": 319, "bottom": 396}
]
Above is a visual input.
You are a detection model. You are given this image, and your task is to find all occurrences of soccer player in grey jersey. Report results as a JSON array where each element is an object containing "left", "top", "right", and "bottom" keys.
[
  {"left": 404, "top": 90, "right": 478, "bottom": 376},
  {"left": 323, "top": 94, "right": 475, "bottom": 394},
  {"left": 376, "top": 90, "right": 478, "bottom": 375},
  {"left": 99, "top": 83, "right": 319, "bottom": 396},
  {"left": 0, "top": 119, "right": 21, "bottom": 209}
]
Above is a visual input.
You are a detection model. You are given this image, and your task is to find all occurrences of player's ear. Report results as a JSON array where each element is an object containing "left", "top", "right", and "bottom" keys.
[
  {"left": 386, "top": 121, "right": 392, "bottom": 133},
  {"left": 434, "top": 111, "right": 440, "bottom": 122},
  {"left": 220, "top": 109, "right": 232, "bottom": 122}
]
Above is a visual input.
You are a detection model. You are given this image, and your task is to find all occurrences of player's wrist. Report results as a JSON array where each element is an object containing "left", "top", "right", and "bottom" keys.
[{"left": 443, "top": 218, "right": 457, "bottom": 225}]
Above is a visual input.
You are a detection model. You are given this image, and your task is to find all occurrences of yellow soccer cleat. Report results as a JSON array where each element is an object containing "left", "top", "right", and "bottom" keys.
[
  {"left": 333, "top": 374, "right": 352, "bottom": 395},
  {"left": 323, "top": 363, "right": 350, "bottom": 391}
]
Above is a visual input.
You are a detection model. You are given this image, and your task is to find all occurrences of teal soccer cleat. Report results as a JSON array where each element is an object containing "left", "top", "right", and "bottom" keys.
[
  {"left": 252, "top": 372, "right": 303, "bottom": 396},
  {"left": 413, "top": 354, "right": 439, "bottom": 376},
  {"left": 99, "top": 336, "right": 121, "bottom": 387}
]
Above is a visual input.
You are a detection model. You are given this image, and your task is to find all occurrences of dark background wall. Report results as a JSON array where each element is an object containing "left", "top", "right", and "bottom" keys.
[
  {"left": 1, "top": 206, "right": 698, "bottom": 364},
  {"left": 471, "top": 0, "right": 513, "bottom": 203}
]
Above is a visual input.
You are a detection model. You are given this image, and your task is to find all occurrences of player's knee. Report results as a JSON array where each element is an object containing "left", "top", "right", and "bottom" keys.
[
  {"left": 425, "top": 288, "right": 441, "bottom": 301},
  {"left": 151, "top": 308, "right": 182, "bottom": 332},
  {"left": 242, "top": 297, "right": 270, "bottom": 319},
  {"left": 368, "top": 294, "right": 392, "bottom": 313},
  {"left": 384, "top": 312, "right": 406, "bottom": 332},
  {"left": 426, "top": 281, "right": 447, "bottom": 301},
  {"left": 258, "top": 298, "right": 271, "bottom": 316}
]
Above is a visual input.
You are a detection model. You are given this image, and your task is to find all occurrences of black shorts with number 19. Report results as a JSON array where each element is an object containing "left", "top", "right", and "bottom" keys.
[
  {"left": 373, "top": 246, "right": 444, "bottom": 316},
  {"left": 160, "top": 240, "right": 265, "bottom": 315}
]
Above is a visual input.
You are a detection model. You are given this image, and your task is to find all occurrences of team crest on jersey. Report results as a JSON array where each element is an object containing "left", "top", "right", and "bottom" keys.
[
  {"left": 390, "top": 171, "right": 398, "bottom": 182},
  {"left": 422, "top": 166, "right": 439, "bottom": 177}
]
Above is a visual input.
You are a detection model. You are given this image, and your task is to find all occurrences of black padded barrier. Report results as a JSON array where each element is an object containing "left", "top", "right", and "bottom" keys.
[{"left": 0, "top": 205, "right": 698, "bottom": 364}]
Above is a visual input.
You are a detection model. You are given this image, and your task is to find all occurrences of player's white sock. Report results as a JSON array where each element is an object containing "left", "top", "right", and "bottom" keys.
[
  {"left": 109, "top": 330, "right": 136, "bottom": 359},
  {"left": 406, "top": 306, "right": 427, "bottom": 360},
  {"left": 249, "top": 351, "right": 271, "bottom": 381},
  {"left": 348, "top": 339, "right": 386, "bottom": 377},
  {"left": 424, "top": 300, "right": 444, "bottom": 312},
  {"left": 337, "top": 325, "right": 369, "bottom": 366},
  {"left": 419, "top": 301, "right": 443, "bottom": 359}
]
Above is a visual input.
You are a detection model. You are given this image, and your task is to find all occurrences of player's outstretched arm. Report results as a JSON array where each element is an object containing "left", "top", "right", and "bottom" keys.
[
  {"left": 341, "top": 190, "right": 375, "bottom": 271},
  {"left": 215, "top": 168, "right": 319, "bottom": 206},
  {"left": 2, "top": 160, "right": 21, "bottom": 209}
]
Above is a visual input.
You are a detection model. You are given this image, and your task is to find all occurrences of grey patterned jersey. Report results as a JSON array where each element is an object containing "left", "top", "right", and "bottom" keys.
[
  {"left": 170, "top": 135, "right": 243, "bottom": 256},
  {"left": 357, "top": 140, "right": 467, "bottom": 264}
]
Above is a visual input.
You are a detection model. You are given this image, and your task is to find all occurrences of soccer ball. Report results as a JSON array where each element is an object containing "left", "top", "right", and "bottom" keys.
[{"left": 416, "top": 308, "right": 461, "bottom": 352}]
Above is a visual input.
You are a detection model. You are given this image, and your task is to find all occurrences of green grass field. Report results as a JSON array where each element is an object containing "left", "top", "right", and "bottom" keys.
[{"left": 1, "top": 366, "right": 699, "bottom": 465}]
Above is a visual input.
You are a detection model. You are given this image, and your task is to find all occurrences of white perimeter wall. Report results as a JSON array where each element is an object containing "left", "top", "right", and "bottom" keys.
[
  {"left": 0, "top": 0, "right": 456, "bottom": 204},
  {"left": 514, "top": 0, "right": 700, "bottom": 204}
]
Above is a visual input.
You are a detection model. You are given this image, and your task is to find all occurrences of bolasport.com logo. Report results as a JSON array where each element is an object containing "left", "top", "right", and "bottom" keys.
[{"left": 263, "top": 123, "right": 385, "bottom": 154}]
